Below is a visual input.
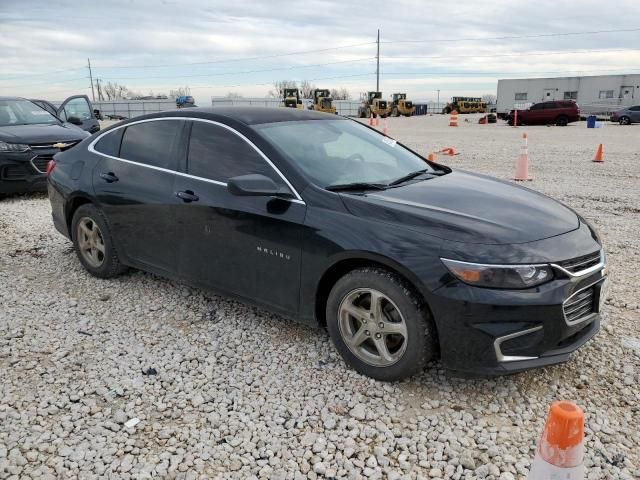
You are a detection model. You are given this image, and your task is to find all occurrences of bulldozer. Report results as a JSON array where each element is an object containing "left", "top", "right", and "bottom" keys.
[
  {"left": 358, "top": 91, "right": 391, "bottom": 118},
  {"left": 442, "top": 97, "right": 487, "bottom": 114},
  {"left": 390, "top": 93, "right": 415, "bottom": 117},
  {"left": 309, "top": 89, "right": 336, "bottom": 114},
  {"left": 281, "top": 88, "right": 304, "bottom": 109}
]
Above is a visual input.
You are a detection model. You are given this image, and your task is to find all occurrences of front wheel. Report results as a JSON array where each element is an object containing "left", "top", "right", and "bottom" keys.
[
  {"left": 326, "top": 268, "right": 436, "bottom": 381},
  {"left": 619, "top": 116, "right": 631, "bottom": 125},
  {"left": 555, "top": 115, "right": 568, "bottom": 126},
  {"left": 391, "top": 107, "right": 400, "bottom": 117},
  {"left": 71, "top": 204, "right": 126, "bottom": 278}
]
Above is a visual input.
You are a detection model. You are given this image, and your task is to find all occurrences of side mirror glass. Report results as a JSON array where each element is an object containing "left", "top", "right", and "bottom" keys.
[{"left": 227, "top": 174, "right": 292, "bottom": 198}]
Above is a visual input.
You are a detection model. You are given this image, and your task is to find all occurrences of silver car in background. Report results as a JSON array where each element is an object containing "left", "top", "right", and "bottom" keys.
[{"left": 611, "top": 105, "right": 640, "bottom": 125}]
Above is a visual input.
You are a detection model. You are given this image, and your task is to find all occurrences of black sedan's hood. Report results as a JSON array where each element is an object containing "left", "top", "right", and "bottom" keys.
[
  {"left": 341, "top": 170, "right": 579, "bottom": 245},
  {"left": 0, "top": 123, "right": 88, "bottom": 144}
]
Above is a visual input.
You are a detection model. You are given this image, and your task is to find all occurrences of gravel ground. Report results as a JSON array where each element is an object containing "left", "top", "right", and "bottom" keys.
[{"left": 1, "top": 115, "right": 639, "bottom": 479}]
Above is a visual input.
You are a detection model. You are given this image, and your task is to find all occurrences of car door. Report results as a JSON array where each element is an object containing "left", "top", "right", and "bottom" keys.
[
  {"left": 91, "top": 118, "right": 187, "bottom": 274},
  {"left": 57, "top": 95, "right": 100, "bottom": 133},
  {"left": 629, "top": 105, "right": 640, "bottom": 123},
  {"left": 174, "top": 119, "right": 306, "bottom": 315},
  {"left": 526, "top": 103, "right": 545, "bottom": 125}
]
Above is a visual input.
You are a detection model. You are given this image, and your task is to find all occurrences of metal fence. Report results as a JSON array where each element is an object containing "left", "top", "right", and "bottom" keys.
[{"left": 91, "top": 100, "right": 176, "bottom": 119}]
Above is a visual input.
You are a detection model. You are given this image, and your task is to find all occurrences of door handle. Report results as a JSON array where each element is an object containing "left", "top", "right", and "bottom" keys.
[
  {"left": 176, "top": 190, "right": 199, "bottom": 203},
  {"left": 100, "top": 172, "right": 118, "bottom": 183}
]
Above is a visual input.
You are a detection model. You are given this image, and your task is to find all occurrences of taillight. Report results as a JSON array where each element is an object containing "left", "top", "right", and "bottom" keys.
[{"left": 46, "top": 159, "right": 56, "bottom": 176}]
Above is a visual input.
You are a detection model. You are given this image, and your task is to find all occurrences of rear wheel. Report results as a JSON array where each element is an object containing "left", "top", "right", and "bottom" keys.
[
  {"left": 71, "top": 204, "right": 126, "bottom": 278},
  {"left": 619, "top": 116, "right": 631, "bottom": 125},
  {"left": 326, "top": 268, "right": 436, "bottom": 381},
  {"left": 555, "top": 115, "right": 569, "bottom": 126}
]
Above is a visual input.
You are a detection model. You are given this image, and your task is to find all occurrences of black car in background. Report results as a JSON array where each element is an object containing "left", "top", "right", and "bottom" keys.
[
  {"left": 30, "top": 95, "right": 101, "bottom": 133},
  {"left": 0, "top": 97, "right": 90, "bottom": 196},
  {"left": 48, "top": 108, "right": 607, "bottom": 380}
]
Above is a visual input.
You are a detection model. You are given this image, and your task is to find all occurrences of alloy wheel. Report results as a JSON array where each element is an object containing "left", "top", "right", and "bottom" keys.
[
  {"left": 338, "top": 288, "right": 408, "bottom": 367},
  {"left": 77, "top": 217, "right": 106, "bottom": 268}
]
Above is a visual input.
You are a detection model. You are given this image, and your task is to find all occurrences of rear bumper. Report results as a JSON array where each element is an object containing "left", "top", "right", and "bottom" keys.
[{"left": 429, "top": 263, "right": 607, "bottom": 375}]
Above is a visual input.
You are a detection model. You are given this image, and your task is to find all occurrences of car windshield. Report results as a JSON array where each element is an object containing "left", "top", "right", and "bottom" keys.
[
  {"left": 0, "top": 99, "right": 60, "bottom": 127},
  {"left": 254, "top": 119, "right": 435, "bottom": 188}
]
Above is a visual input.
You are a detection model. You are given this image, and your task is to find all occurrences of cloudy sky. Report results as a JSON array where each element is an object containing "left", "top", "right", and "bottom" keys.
[{"left": 1, "top": 0, "right": 639, "bottom": 103}]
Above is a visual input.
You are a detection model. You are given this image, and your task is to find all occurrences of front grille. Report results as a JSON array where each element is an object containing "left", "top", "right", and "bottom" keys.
[
  {"left": 563, "top": 286, "right": 596, "bottom": 324},
  {"left": 28, "top": 141, "right": 79, "bottom": 149},
  {"left": 31, "top": 155, "right": 53, "bottom": 173},
  {"left": 557, "top": 250, "right": 601, "bottom": 274}
]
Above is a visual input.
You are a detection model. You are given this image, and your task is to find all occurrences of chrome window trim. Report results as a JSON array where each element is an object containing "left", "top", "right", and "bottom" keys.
[
  {"left": 494, "top": 325, "right": 542, "bottom": 362},
  {"left": 87, "top": 116, "right": 305, "bottom": 205},
  {"left": 551, "top": 250, "right": 605, "bottom": 279},
  {"left": 562, "top": 277, "right": 606, "bottom": 326}
]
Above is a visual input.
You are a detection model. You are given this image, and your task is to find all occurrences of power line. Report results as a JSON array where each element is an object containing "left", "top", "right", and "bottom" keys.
[
  {"left": 0, "top": 67, "right": 86, "bottom": 80},
  {"left": 94, "top": 42, "right": 376, "bottom": 69},
  {"left": 383, "top": 48, "right": 640, "bottom": 61},
  {"left": 0, "top": 77, "right": 88, "bottom": 89},
  {"left": 382, "top": 27, "right": 640, "bottom": 44},
  {"left": 96, "top": 57, "right": 375, "bottom": 81}
]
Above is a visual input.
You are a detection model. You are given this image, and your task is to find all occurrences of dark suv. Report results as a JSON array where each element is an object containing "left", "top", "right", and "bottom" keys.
[{"left": 509, "top": 100, "right": 580, "bottom": 126}]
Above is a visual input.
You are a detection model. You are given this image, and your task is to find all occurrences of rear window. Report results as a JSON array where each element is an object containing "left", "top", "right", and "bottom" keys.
[
  {"left": 94, "top": 129, "right": 123, "bottom": 156},
  {"left": 120, "top": 120, "right": 182, "bottom": 170}
]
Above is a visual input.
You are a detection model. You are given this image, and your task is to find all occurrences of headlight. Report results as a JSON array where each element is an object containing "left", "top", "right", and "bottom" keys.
[
  {"left": 0, "top": 141, "right": 30, "bottom": 153},
  {"left": 441, "top": 258, "right": 553, "bottom": 289}
]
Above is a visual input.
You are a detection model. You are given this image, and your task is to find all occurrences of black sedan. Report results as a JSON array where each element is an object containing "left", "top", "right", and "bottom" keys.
[
  {"left": 0, "top": 96, "right": 90, "bottom": 196},
  {"left": 47, "top": 107, "right": 607, "bottom": 380}
]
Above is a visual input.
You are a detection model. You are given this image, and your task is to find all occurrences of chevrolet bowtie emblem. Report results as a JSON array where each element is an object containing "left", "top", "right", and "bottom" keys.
[{"left": 52, "top": 142, "right": 71, "bottom": 149}]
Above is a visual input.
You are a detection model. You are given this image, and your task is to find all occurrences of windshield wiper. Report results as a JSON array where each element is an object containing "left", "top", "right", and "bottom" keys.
[
  {"left": 387, "top": 169, "right": 433, "bottom": 186},
  {"left": 325, "top": 182, "right": 388, "bottom": 192}
]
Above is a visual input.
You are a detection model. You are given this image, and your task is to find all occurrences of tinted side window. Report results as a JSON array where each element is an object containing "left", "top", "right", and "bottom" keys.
[
  {"left": 94, "top": 129, "right": 124, "bottom": 156},
  {"left": 120, "top": 120, "right": 182, "bottom": 170},
  {"left": 529, "top": 104, "right": 542, "bottom": 110},
  {"left": 187, "top": 121, "right": 279, "bottom": 183}
]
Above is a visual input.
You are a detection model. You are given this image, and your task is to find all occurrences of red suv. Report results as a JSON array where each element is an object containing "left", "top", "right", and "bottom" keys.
[{"left": 509, "top": 100, "right": 580, "bottom": 126}]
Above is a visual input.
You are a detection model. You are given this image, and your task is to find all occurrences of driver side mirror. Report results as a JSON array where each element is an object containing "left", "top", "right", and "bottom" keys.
[
  {"left": 67, "top": 116, "right": 83, "bottom": 125},
  {"left": 227, "top": 174, "right": 292, "bottom": 198}
]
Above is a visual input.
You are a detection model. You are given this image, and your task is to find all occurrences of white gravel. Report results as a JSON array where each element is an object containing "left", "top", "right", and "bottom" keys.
[{"left": 1, "top": 115, "right": 639, "bottom": 479}]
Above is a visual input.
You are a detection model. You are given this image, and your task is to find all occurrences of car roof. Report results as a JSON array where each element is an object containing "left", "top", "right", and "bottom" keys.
[
  {"left": 0, "top": 96, "right": 28, "bottom": 101},
  {"left": 152, "top": 106, "right": 345, "bottom": 126}
]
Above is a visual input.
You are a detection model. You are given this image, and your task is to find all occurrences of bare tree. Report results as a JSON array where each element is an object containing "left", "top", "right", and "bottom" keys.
[
  {"left": 331, "top": 88, "right": 351, "bottom": 100},
  {"left": 170, "top": 86, "right": 191, "bottom": 97},
  {"left": 268, "top": 80, "right": 297, "bottom": 98},
  {"left": 103, "top": 81, "right": 131, "bottom": 100},
  {"left": 225, "top": 92, "right": 244, "bottom": 99},
  {"left": 482, "top": 94, "right": 497, "bottom": 104},
  {"left": 299, "top": 80, "right": 316, "bottom": 99}
]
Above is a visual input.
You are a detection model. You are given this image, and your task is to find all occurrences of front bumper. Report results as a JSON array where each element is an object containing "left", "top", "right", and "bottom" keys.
[
  {"left": 428, "top": 252, "right": 607, "bottom": 375},
  {"left": 0, "top": 150, "right": 53, "bottom": 195}
]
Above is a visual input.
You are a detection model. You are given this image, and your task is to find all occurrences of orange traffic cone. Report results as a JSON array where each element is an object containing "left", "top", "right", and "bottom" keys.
[
  {"left": 514, "top": 132, "right": 531, "bottom": 181},
  {"left": 593, "top": 144, "right": 603, "bottom": 163},
  {"left": 383, "top": 117, "right": 388, "bottom": 135},
  {"left": 527, "top": 401, "right": 585, "bottom": 479},
  {"left": 512, "top": 110, "right": 518, "bottom": 128},
  {"left": 376, "top": 116, "right": 380, "bottom": 127},
  {"left": 449, "top": 110, "right": 458, "bottom": 127},
  {"left": 427, "top": 152, "right": 435, "bottom": 161},
  {"left": 368, "top": 113, "right": 374, "bottom": 126}
]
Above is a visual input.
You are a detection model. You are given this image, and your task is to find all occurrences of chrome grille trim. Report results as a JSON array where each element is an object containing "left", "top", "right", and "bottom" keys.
[
  {"left": 551, "top": 250, "right": 605, "bottom": 278},
  {"left": 494, "top": 326, "right": 542, "bottom": 362},
  {"left": 562, "top": 280, "right": 602, "bottom": 326}
]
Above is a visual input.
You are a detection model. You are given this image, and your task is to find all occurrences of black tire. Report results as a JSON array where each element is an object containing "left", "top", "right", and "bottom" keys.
[
  {"left": 391, "top": 107, "right": 400, "bottom": 117},
  {"left": 326, "top": 267, "right": 436, "bottom": 381},
  {"left": 619, "top": 116, "right": 631, "bottom": 125},
  {"left": 71, "top": 204, "right": 126, "bottom": 278},
  {"left": 555, "top": 115, "right": 568, "bottom": 126}
]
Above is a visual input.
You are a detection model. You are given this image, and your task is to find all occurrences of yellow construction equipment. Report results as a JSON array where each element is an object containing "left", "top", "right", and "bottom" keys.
[
  {"left": 358, "top": 91, "right": 391, "bottom": 118},
  {"left": 442, "top": 97, "right": 487, "bottom": 114},
  {"left": 309, "top": 89, "right": 336, "bottom": 114},
  {"left": 281, "top": 88, "right": 304, "bottom": 109},
  {"left": 390, "top": 93, "right": 415, "bottom": 117}
]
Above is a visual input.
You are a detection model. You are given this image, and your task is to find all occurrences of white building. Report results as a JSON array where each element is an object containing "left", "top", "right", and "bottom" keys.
[{"left": 496, "top": 74, "right": 640, "bottom": 115}]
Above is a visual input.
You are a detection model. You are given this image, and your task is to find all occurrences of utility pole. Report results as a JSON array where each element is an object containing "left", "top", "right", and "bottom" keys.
[
  {"left": 437, "top": 89, "right": 440, "bottom": 112},
  {"left": 376, "top": 29, "right": 380, "bottom": 92},
  {"left": 96, "top": 78, "right": 103, "bottom": 101},
  {"left": 87, "top": 58, "right": 95, "bottom": 101}
]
